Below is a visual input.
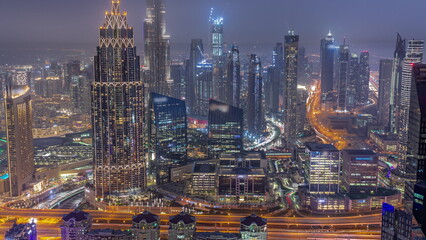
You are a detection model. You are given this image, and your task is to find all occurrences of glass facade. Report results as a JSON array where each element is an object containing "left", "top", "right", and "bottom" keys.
[
  {"left": 149, "top": 93, "right": 187, "bottom": 184},
  {"left": 247, "top": 54, "right": 263, "bottom": 135},
  {"left": 208, "top": 99, "right": 243, "bottom": 157},
  {"left": 284, "top": 32, "right": 299, "bottom": 143},
  {"left": 92, "top": 1, "right": 145, "bottom": 199},
  {"left": 341, "top": 150, "right": 378, "bottom": 194},
  {"left": 320, "top": 32, "right": 335, "bottom": 102}
]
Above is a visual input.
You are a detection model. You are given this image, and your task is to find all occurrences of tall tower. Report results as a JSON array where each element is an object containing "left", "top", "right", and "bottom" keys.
[
  {"left": 247, "top": 54, "right": 263, "bottom": 135},
  {"left": 358, "top": 51, "right": 370, "bottom": 106},
  {"left": 320, "top": 31, "right": 335, "bottom": 102},
  {"left": 211, "top": 16, "right": 226, "bottom": 104},
  {"left": 211, "top": 17, "right": 224, "bottom": 58},
  {"left": 272, "top": 43, "right": 284, "bottom": 113},
  {"left": 284, "top": 30, "right": 299, "bottom": 144},
  {"left": 186, "top": 39, "right": 205, "bottom": 115},
  {"left": 399, "top": 39, "right": 423, "bottom": 172},
  {"left": 224, "top": 45, "right": 241, "bottom": 107},
  {"left": 5, "top": 85, "right": 34, "bottom": 197},
  {"left": 378, "top": 59, "right": 393, "bottom": 129},
  {"left": 389, "top": 33, "right": 406, "bottom": 134},
  {"left": 93, "top": 1, "right": 145, "bottom": 199},
  {"left": 336, "top": 44, "right": 350, "bottom": 112},
  {"left": 144, "top": 0, "right": 171, "bottom": 96}
]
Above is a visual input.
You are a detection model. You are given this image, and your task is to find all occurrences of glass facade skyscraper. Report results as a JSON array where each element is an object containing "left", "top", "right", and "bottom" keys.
[
  {"left": 92, "top": 1, "right": 145, "bottom": 199},
  {"left": 378, "top": 59, "right": 393, "bottom": 129},
  {"left": 247, "top": 54, "right": 264, "bottom": 135},
  {"left": 194, "top": 62, "right": 213, "bottom": 117},
  {"left": 208, "top": 99, "right": 243, "bottom": 157},
  {"left": 336, "top": 44, "right": 350, "bottom": 112},
  {"left": 224, "top": 45, "right": 241, "bottom": 108},
  {"left": 320, "top": 32, "right": 335, "bottom": 102},
  {"left": 149, "top": 93, "right": 187, "bottom": 184}
]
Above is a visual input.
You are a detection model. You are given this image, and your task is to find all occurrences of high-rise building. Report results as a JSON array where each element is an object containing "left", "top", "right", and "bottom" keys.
[
  {"left": 194, "top": 62, "right": 213, "bottom": 116},
  {"left": 131, "top": 211, "right": 160, "bottom": 240},
  {"left": 381, "top": 203, "right": 412, "bottom": 240},
  {"left": 4, "top": 221, "right": 37, "bottom": 240},
  {"left": 404, "top": 64, "right": 426, "bottom": 212},
  {"left": 240, "top": 214, "right": 267, "bottom": 240},
  {"left": 336, "top": 44, "right": 350, "bottom": 112},
  {"left": 378, "top": 59, "right": 393, "bottom": 129},
  {"left": 399, "top": 40, "right": 424, "bottom": 173},
  {"left": 5, "top": 85, "right": 34, "bottom": 197},
  {"left": 149, "top": 93, "right": 187, "bottom": 184},
  {"left": 143, "top": 0, "right": 171, "bottom": 96},
  {"left": 211, "top": 16, "right": 224, "bottom": 58},
  {"left": 389, "top": 33, "right": 406, "bottom": 135},
  {"left": 60, "top": 210, "right": 92, "bottom": 240},
  {"left": 92, "top": 1, "right": 145, "bottom": 199},
  {"left": 269, "top": 43, "right": 284, "bottom": 114},
  {"left": 208, "top": 99, "right": 243, "bottom": 157},
  {"left": 224, "top": 45, "right": 241, "bottom": 107},
  {"left": 186, "top": 39, "right": 205, "bottom": 115},
  {"left": 296, "top": 85, "right": 308, "bottom": 136},
  {"left": 341, "top": 149, "right": 378, "bottom": 194},
  {"left": 247, "top": 54, "right": 264, "bottom": 135},
  {"left": 413, "top": 182, "right": 426, "bottom": 235},
  {"left": 284, "top": 31, "right": 299, "bottom": 143},
  {"left": 211, "top": 16, "right": 226, "bottom": 103},
  {"left": 320, "top": 31, "right": 335, "bottom": 102},
  {"left": 306, "top": 143, "right": 340, "bottom": 194},
  {"left": 347, "top": 53, "right": 359, "bottom": 110},
  {"left": 170, "top": 63, "right": 185, "bottom": 100},
  {"left": 357, "top": 51, "right": 370, "bottom": 106},
  {"left": 168, "top": 212, "right": 196, "bottom": 240}
]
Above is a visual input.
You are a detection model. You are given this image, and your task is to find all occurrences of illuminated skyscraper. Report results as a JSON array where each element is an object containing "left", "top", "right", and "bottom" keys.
[
  {"left": 194, "top": 62, "right": 213, "bottom": 116},
  {"left": 149, "top": 93, "right": 187, "bottom": 184},
  {"left": 5, "top": 85, "right": 34, "bottom": 197},
  {"left": 271, "top": 43, "right": 284, "bottom": 113},
  {"left": 224, "top": 45, "right": 241, "bottom": 107},
  {"left": 381, "top": 203, "right": 412, "bottom": 240},
  {"left": 358, "top": 51, "right": 370, "bottom": 106},
  {"left": 347, "top": 53, "right": 359, "bottom": 110},
  {"left": 186, "top": 39, "right": 205, "bottom": 115},
  {"left": 389, "top": 33, "right": 406, "bottom": 134},
  {"left": 341, "top": 149, "right": 378, "bottom": 194},
  {"left": 284, "top": 31, "right": 299, "bottom": 143},
  {"left": 93, "top": 1, "right": 145, "bottom": 199},
  {"left": 247, "top": 54, "right": 264, "bottom": 135},
  {"left": 336, "top": 44, "right": 350, "bottom": 112},
  {"left": 211, "top": 16, "right": 226, "bottom": 104},
  {"left": 211, "top": 16, "right": 224, "bottom": 58},
  {"left": 378, "top": 59, "right": 393, "bottom": 129},
  {"left": 144, "top": 0, "right": 171, "bottom": 96},
  {"left": 320, "top": 31, "right": 335, "bottom": 102},
  {"left": 208, "top": 99, "right": 243, "bottom": 157},
  {"left": 399, "top": 39, "right": 423, "bottom": 172}
]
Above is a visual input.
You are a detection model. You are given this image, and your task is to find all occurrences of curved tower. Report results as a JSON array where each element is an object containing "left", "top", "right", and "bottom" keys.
[{"left": 93, "top": 0, "right": 145, "bottom": 200}]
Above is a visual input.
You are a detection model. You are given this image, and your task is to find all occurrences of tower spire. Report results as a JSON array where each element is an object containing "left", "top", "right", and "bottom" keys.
[{"left": 111, "top": 0, "right": 120, "bottom": 14}]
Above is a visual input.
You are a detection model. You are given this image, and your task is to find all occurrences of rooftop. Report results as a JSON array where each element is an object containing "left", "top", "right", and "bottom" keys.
[
  {"left": 343, "top": 149, "right": 376, "bottom": 156},
  {"left": 193, "top": 163, "right": 217, "bottom": 174},
  {"left": 62, "top": 210, "right": 91, "bottom": 222},
  {"left": 169, "top": 212, "right": 196, "bottom": 225},
  {"left": 240, "top": 214, "right": 267, "bottom": 226},
  {"left": 132, "top": 211, "right": 159, "bottom": 224},
  {"left": 306, "top": 142, "right": 337, "bottom": 152}
]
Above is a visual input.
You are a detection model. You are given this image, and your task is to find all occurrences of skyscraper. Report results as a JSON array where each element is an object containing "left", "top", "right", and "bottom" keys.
[
  {"left": 399, "top": 39, "right": 424, "bottom": 173},
  {"left": 93, "top": 1, "right": 145, "bottom": 199},
  {"left": 381, "top": 203, "right": 412, "bottom": 240},
  {"left": 149, "top": 93, "right": 187, "bottom": 184},
  {"left": 404, "top": 64, "right": 426, "bottom": 212},
  {"left": 336, "top": 44, "right": 350, "bottom": 112},
  {"left": 347, "top": 53, "right": 359, "bottom": 110},
  {"left": 224, "top": 45, "right": 241, "bottom": 107},
  {"left": 389, "top": 33, "right": 406, "bottom": 134},
  {"left": 210, "top": 16, "right": 226, "bottom": 103},
  {"left": 208, "top": 99, "right": 244, "bottom": 157},
  {"left": 320, "top": 31, "right": 335, "bottom": 102},
  {"left": 378, "top": 59, "right": 393, "bottom": 129},
  {"left": 211, "top": 17, "right": 224, "bottom": 58},
  {"left": 5, "top": 85, "right": 34, "bottom": 197},
  {"left": 170, "top": 63, "right": 185, "bottom": 100},
  {"left": 186, "top": 39, "right": 205, "bottom": 114},
  {"left": 271, "top": 43, "right": 284, "bottom": 113},
  {"left": 144, "top": 0, "right": 171, "bottom": 96},
  {"left": 247, "top": 54, "right": 264, "bottom": 135},
  {"left": 357, "top": 51, "right": 370, "bottom": 106},
  {"left": 194, "top": 62, "right": 213, "bottom": 116},
  {"left": 284, "top": 31, "right": 299, "bottom": 143}
]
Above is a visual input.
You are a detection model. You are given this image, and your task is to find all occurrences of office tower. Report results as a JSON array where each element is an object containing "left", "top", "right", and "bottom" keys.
[
  {"left": 320, "top": 31, "right": 335, "bottom": 102},
  {"left": 296, "top": 85, "right": 308, "bottom": 135},
  {"left": 399, "top": 40, "right": 424, "bottom": 171},
  {"left": 60, "top": 210, "right": 92, "bottom": 240},
  {"left": 186, "top": 39, "right": 205, "bottom": 114},
  {"left": 224, "top": 45, "right": 241, "bottom": 107},
  {"left": 347, "top": 53, "right": 359, "bottom": 110},
  {"left": 270, "top": 43, "right": 284, "bottom": 113},
  {"left": 5, "top": 85, "right": 34, "bottom": 197},
  {"left": 191, "top": 163, "right": 218, "bottom": 195},
  {"left": 144, "top": 0, "right": 171, "bottom": 96},
  {"left": 170, "top": 63, "right": 185, "bottom": 100},
  {"left": 336, "top": 44, "right": 350, "bottom": 112},
  {"left": 284, "top": 31, "right": 299, "bottom": 144},
  {"left": 341, "top": 149, "right": 378, "bottom": 194},
  {"left": 211, "top": 16, "right": 226, "bottom": 103},
  {"left": 381, "top": 203, "right": 412, "bottom": 240},
  {"left": 65, "top": 61, "right": 80, "bottom": 93},
  {"left": 194, "top": 62, "right": 213, "bottom": 116},
  {"left": 211, "top": 16, "right": 224, "bottom": 58},
  {"left": 389, "top": 33, "right": 407, "bottom": 134},
  {"left": 298, "top": 47, "right": 310, "bottom": 86},
  {"left": 148, "top": 93, "right": 187, "bottom": 184},
  {"left": 208, "top": 99, "right": 243, "bottom": 157},
  {"left": 4, "top": 221, "right": 37, "bottom": 240},
  {"left": 240, "top": 214, "right": 267, "bottom": 240},
  {"left": 378, "top": 59, "right": 393, "bottom": 129},
  {"left": 306, "top": 143, "right": 340, "bottom": 194},
  {"left": 168, "top": 212, "right": 196, "bottom": 240},
  {"left": 358, "top": 51, "right": 370, "bottom": 106},
  {"left": 92, "top": 1, "right": 145, "bottom": 199},
  {"left": 247, "top": 54, "right": 264, "bottom": 135},
  {"left": 404, "top": 64, "right": 426, "bottom": 212},
  {"left": 131, "top": 211, "right": 160, "bottom": 240},
  {"left": 413, "top": 182, "right": 426, "bottom": 235}
]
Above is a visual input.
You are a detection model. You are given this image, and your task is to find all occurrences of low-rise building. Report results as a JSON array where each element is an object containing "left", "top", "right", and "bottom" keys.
[
  {"left": 131, "top": 211, "right": 160, "bottom": 240},
  {"left": 60, "top": 210, "right": 92, "bottom": 240},
  {"left": 4, "top": 221, "right": 37, "bottom": 240},
  {"left": 341, "top": 149, "right": 378, "bottom": 194},
  {"left": 191, "top": 163, "right": 218, "bottom": 195},
  {"left": 84, "top": 229, "right": 133, "bottom": 240},
  {"left": 168, "top": 212, "right": 196, "bottom": 240},
  {"left": 240, "top": 214, "right": 267, "bottom": 240},
  {"left": 194, "top": 232, "right": 241, "bottom": 240}
]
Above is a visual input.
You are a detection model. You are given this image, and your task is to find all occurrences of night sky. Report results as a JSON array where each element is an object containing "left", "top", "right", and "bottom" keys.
[{"left": 1, "top": 0, "right": 426, "bottom": 62}]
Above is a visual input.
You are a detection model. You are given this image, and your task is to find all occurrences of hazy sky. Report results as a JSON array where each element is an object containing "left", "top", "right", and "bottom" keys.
[{"left": 1, "top": 0, "right": 426, "bottom": 60}]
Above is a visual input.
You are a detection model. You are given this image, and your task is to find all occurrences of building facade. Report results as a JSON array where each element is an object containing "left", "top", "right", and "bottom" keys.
[
  {"left": 341, "top": 149, "right": 378, "bottom": 194},
  {"left": 168, "top": 212, "right": 196, "bottom": 240},
  {"left": 60, "top": 210, "right": 92, "bottom": 240},
  {"left": 247, "top": 54, "right": 263, "bottom": 135},
  {"left": 131, "top": 211, "right": 160, "bottom": 240},
  {"left": 378, "top": 59, "right": 393, "bottom": 129},
  {"left": 381, "top": 203, "right": 412, "bottom": 240},
  {"left": 240, "top": 214, "right": 267, "bottom": 240},
  {"left": 320, "top": 31, "right": 335, "bottom": 103}
]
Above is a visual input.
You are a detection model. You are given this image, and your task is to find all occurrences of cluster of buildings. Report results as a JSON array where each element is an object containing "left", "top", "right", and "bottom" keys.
[{"left": 6, "top": 210, "right": 265, "bottom": 240}]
